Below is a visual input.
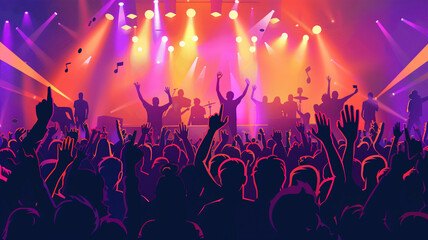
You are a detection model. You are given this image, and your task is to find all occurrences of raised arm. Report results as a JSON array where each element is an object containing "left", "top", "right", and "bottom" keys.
[
  {"left": 216, "top": 72, "right": 225, "bottom": 102},
  {"left": 134, "top": 82, "right": 151, "bottom": 108},
  {"left": 161, "top": 87, "right": 172, "bottom": 108},
  {"left": 176, "top": 123, "right": 195, "bottom": 164},
  {"left": 327, "top": 76, "right": 331, "bottom": 98},
  {"left": 340, "top": 88, "right": 358, "bottom": 103},
  {"left": 236, "top": 78, "right": 250, "bottom": 102},
  {"left": 251, "top": 85, "right": 262, "bottom": 104}
]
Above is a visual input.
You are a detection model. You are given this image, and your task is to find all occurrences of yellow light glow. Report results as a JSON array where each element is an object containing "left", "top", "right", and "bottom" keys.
[
  {"left": 236, "top": 36, "right": 242, "bottom": 43},
  {"left": 132, "top": 36, "right": 138, "bottom": 43},
  {"left": 229, "top": 10, "right": 238, "bottom": 20},
  {"left": 165, "top": 12, "right": 176, "bottom": 18},
  {"left": 211, "top": 12, "right": 221, "bottom": 17},
  {"left": 105, "top": 13, "right": 114, "bottom": 21},
  {"left": 249, "top": 46, "right": 256, "bottom": 53},
  {"left": 145, "top": 10, "right": 154, "bottom": 19},
  {"left": 137, "top": 47, "right": 142, "bottom": 52},
  {"left": 270, "top": 18, "right": 280, "bottom": 24},
  {"left": 312, "top": 25, "right": 322, "bottom": 34},
  {"left": 127, "top": 14, "right": 137, "bottom": 19},
  {"left": 187, "top": 8, "right": 196, "bottom": 18},
  {"left": 251, "top": 36, "right": 258, "bottom": 43},
  {"left": 192, "top": 35, "right": 198, "bottom": 42},
  {"left": 121, "top": 25, "right": 131, "bottom": 30},
  {"left": 303, "top": 35, "right": 309, "bottom": 41},
  {"left": 281, "top": 33, "right": 288, "bottom": 40},
  {"left": 168, "top": 46, "right": 174, "bottom": 52},
  {"left": 179, "top": 41, "right": 185, "bottom": 47}
]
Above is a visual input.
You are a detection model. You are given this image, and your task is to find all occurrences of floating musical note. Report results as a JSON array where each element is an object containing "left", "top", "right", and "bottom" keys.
[
  {"left": 65, "top": 62, "right": 71, "bottom": 73},
  {"left": 88, "top": 17, "right": 96, "bottom": 26},
  {"left": 114, "top": 62, "right": 124, "bottom": 73},
  {"left": 305, "top": 66, "right": 311, "bottom": 84}
]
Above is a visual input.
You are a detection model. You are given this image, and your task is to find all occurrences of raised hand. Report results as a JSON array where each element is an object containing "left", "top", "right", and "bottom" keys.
[
  {"left": 68, "top": 128, "right": 79, "bottom": 143},
  {"left": 271, "top": 129, "right": 282, "bottom": 143},
  {"left": 57, "top": 137, "right": 75, "bottom": 170},
  {"left": 36, "top": 86, "right": 54, "bottom": 125},
  {"left": 134, "top": 82, "right": 141, "bottom": 91},
  {"left": 393, "top": 122, "right": 403, "bottom": 139},
  {"left": 220, "top": 130, "right": 229, "bottom": 142},
  {"left": 296, "top": 122, "right": 305, "bottom": 134},
  {"left": 217, "top": 72, "right": 223, "bottom": 79},
  {"left": 176, "top": 122, "right": 189, "bottom": 140},
  {"left": 15, "top": 128, "right": 27, "bottom": 142},
  {"left": 252, "top": 85, "right": 257, "bottom": 91},
  {"left": 141, "top": 123, "right": 151, "bottom": 135},
  {"left": 164, "top": 87, "right": 170, "bottom": 95},
  {"left": 337, "top": 105, "right": 359, "bottom": 143},
  {"left": 311, "top": 112, "right": 332, "bottom": 142},
  {"left": 327, "top": 76, "right": 331, "bottom": 82},
  {"left": 122, "top": 131, "right": 144, "bottom": 171},
  {"left": 209, "top": 104, "right": 228, "bottom": 131},
  {"left": 245, "top": 78, "right": 250, "bottom": 85}
]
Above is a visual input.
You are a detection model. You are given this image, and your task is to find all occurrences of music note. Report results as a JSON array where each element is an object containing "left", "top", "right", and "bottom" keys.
[
  {"left": 114, "top": 62, "right": 124, "bottom": 73},
  {"left": 65, "top": 62, "right": 71, "bottom": 73},
  {"left": 88, "top": 17, "right": 96, "bottom": 27},
  {"left": 305, "top": 66, "right": 311, "bottom": 84}
]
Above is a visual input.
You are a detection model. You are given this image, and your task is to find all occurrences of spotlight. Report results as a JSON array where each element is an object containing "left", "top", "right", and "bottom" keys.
[
  {"left": 138, "top": 47, "right": 143, "bottom": 52},
  {"left": 401, "top": 18, "right": 404, "bottom": 21},
  {"left": 281, "top": 33, "right": 288, "bottom": 40},
  {"left": 132, "top": 36, "right": 139, "bottom": 43},
  {"left": 105, "top": 13, "right": 115, "bottom": 21},
  {"left": 192, "top": 35, "right": 198, "bottom": 42},
  {"left": 5, "top": 20, "right": 9, "bottom": 23},
  {"left": 229, "top": 10, "right": 238, "bottom": 20},
  {"left": 312, "top": 25, "right": 322, "bottom": 34},
  {"left": 118, "top": 2, "right": 124, "bottom": 6},
  {"left": 156, "top": 61, "right": 161, "bottom": 64},
  {"left": 187, "top": 8, "right": 196, "bottom": 18},
  {"left": 54, "top": 12, "right": 58, "bottom": 15},
  {"left": 251, "top": 36, "right": 258, "bottom": 43},
  {"left": 376, "top": 20, "right": 379, "bottom": 23},
  {"left": 153, "top": 0, "right": 159, "bottom": 3},
  {"left": 145, "top": 10, "right": 154, "bottom": 19},
  {"left": 249, "top": 46, "right": 256, "bottom": 53},
  {"left": 25, "top": 11, "right": 29, "bottom": 14},
  {"left": 58, "top": 22, "right": 61, "bottom": 26},
  {"left": 392, "top": 92, "right": 395, "bottom": 96},
  {"left": 162, "top": 36, "right": 168, "bottom": 42},
  {"left": 168, "top": 46, "right": 174, "bottom": 52},
  {"left": 211, "top": 12, "right": 221, "bottom": 17},
  {"left": 235, "top": 0, "right": 239, "bottom": 3},
  {"left": 236, "top": 36, "right": 242, "bottom": 43},
  {"left": 295, "top": 24, "right": 299, "bottom": 27},
  {"left": 303, "top": 35, "right": 309, "bottom": 41},
  {"left": 179, "top": 41, "right": 185, "bottom": 47},
  {"left": 331, "top": 19, "right": 335, "bottom": 23}
]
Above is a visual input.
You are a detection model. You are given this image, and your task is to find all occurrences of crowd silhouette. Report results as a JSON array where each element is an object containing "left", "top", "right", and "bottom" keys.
[{"left": 1, "top": 71, "right": 428, "bottom": 240}]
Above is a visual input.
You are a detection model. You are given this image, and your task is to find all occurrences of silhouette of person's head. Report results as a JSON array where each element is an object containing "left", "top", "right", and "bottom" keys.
[
  {"left": 361, "top": 155, "right": 386, "bottom": 184},
  {"left": 409, "top": 90, "right": 420, "bottom": 100},
  {"left": 226, "top": 91, "right": 234, "bottom": 100},
  {"left": 247, "top": 142, "right": 262, "bottom": 160},
  {"left": 208, "top": 154, "right": 229, "bottom": 183},
  {"left": 194, "top": 98, "right": 201, "bottom": 106},
  {"left": 98, "top": 157, "right": 123, "bottom": 189},
  {"left": 152, "top": 97, "right": 160, "bottom": 106},
  {"left": 54, "top": 196, "right": 99, "bottom": 240},
  {"left": 262, "top": 96, "right": 268, "bottom": 103},
  {"left": 270, "top": 182, "right": 320, "bottom": 239},
  {"left": 222, "top": 145, "right": 241, "bottom": 159},
  {"left": 368, "top": 92, "right": 374, "bottom": 99},
  {"left": 79, "top": 92, "right": 83, "bottom": 100},
  {"left": 95, "top": 138, "right": 112, "bottom": 159},
  {"left": 253, "top": 156, "right": 286, "bottom": 200},
  {"left": 163, "top": 144, "right": 180, "bottom": 163},
  {"left": 288, "top": 94, "right": 294, "bottom": 101},
  {"left": 332, "top": 91, "right": 339, "bottom": 100},
  {"left": 178, "top": 89, "right": 184, "bottom": 97},
  {"left": 218, "top": 158, "right": 247, "bottom": 197},
  {"left": 241, "top": 150, "right": 255, "bottom": 167},
  {"left": 93, "top": 218, "right": 127, "bottom": 240},
  {"left": 155, "top": 164, "right": 186, "bottom": 220},
  {"left": 402, "top": 169, "right": 425, "bottom": 212},
  {"left": 321, "top": 94, "right": 329, "bottom": 103},
  {"left": 338, "top": 205, "right": 364, "bottom": 240},
  {"left": 3, "top": 208, "right": 41, "bottom": 240},
  {"left": 273, "top": 96, "right": 281, "bottom": 104},
  {"left": 180, "top": 165, "right": 203, "bottom": 197},
  {"left": 289, "top": 165, "right": 320, "bottom": 194}
]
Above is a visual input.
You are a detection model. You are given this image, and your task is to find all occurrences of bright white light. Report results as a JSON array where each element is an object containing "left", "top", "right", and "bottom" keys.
[
  {"left": 249, "top": 46, "right": 256, "bottom": 53},
  {"left": 236, "top": 36, "right": 242, "bottom": 43},
  {"left": 118, "top": 2, "right": 124, "bottom": 6},
  {"left": 138, "top": 47, "right": 143, "bottom": 52},
  {"left": 156, "top": 61, "right": 161, "bottom": 64},
  {"left": 25, "top": 11, "right": 28, "bottom": 14},
  {"left": 5, "top": 20, "right": 9, "bottom": 23},
  {"left": 401, "top": 18, "right": 404, "bottom": 21},
  {"left": 54, "top": 12, "right": 58, "bottom": 15},
  {"left": 235, "top": 0, "right": 239, "bottom": 3},
  {"left": 251, "top": 36, "right": 258, "bottom": 43},
  {"left": 303, "top": 35, "right": 309, "bottom": 41},
  {"left": 168, "top": 46, "right": 174, "bottom": 52},
  {"left": 132, "top": 36, "right": 139, "bottom": 43},
  {"left": 162, "top": 36, "right": 168, "bottom": 43},
  {"left": 392, "top": 92, "right": 395, "bottom": 96},
  {"left": 179, "top": 41, "right": 185, "bottom": 47},
  {"left": 187, "top": 8, "right": 196, "bottom": 18},
  {"left": 281, "top": 33, "right": 288, "bottom": 40},
  {"left": 229, "top": 10, "right": 238, "bottom": 20},
  {"left": 312, "top": 25, "right": 322, "bottom": 34},
  {"left": 376, "top": 20, "right": 379, "bottom": 23},
  {"left": 145, "top": 10, "right": 154, "bottom": 19},
  {"left": 192, "top": 35, "right": 198, "bottom": 42}
]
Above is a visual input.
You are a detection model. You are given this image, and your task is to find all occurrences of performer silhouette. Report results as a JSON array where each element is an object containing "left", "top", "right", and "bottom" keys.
[
  {"left": 361, "top": 92, "right": 378, "bottom": 132},
  {"left": 407, "top": 90, "right": 428, "bottom": 132},
  {"left": 164, "top": 89, "right": 191, "bottom": 125},
  {"left": 188, "top": 98, "right": 207, "bottom": 125},
  {"left": 283, "top": 94, "right": 298, "bottom": 119},
  {"left": 134, "top": 82, "right": 172, "bottom": 139},
  {"left": 251, "top": 85, "right": 269, "bottom": 124},
  {"left": 51, "top": 104, "right": 75, "bottom": 132},
  {"left": 216, "top": 72, "right": 249, "bottom": 137},
  {"left": 73, "top": 92, "right": 89, "bottom": 130}
]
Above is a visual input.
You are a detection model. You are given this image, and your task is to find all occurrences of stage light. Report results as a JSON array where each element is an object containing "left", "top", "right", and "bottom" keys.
[
  {"left": 156, "top": 61, "right": 161, "bottom": 64},
  {"left": 25, "top": 11, "right": 29, "bottom": 14},
  {"left": 303, "top": 35, "right": 309, "bottom": 41},
  {"left": 312, "top": 25, "right": 322, "bottom": 34},
  {"left": 249, "top": 46, "right": 256, "bottom": 53},
  {"left": 127, "top": 14, "right": 137, "bottom": 19},
  {"left": 145, "top": 10, "right": 154, "bottom": 19},
  {"left": 54, "top": 12, "right": 58, "bottom": 15},
  {"left": 331, "top": 19, "right": 335, "bottom": 23},
  {"left": 58, "top": 22, "right": 61, "bottom": 25},
  {"left": 165, "top": 12, "right": 176, "bottom": 18},
  {"left": 251, "top": 36, "right": 258, "bottom": 43},
  {"left": 118, "top": 2, "right": 124, "bottom": 6},
  {"left": 392, "top": 92, "right": 395, "bottom": 96},
  {"left": 229, "top": 10, "right": 238, "bottom": 20},
  {"left": 165, "top": 0, "right": 176, "bottom": 18},
  {"left": 376, "top": 20, "right": 379, "bottom": 23},
  {"left": 281, "top": 33, "right": 288, "bottom": 40},
  {"left": 235, "top": 0, "right": 239, "bottom": 3},
  {"left": 270, "top": 18, "right": 280, "bottom": 24},
  {"left": 121, "top": 25, "right": 131, "bottom": 30},
  {"left": 138, "top": 47, "right": 142, "bottom": 52},
  {"left": 236, "top": 36, "right": 242, "bottom": 43},
  {"left": 211, "top": 0, "right": 222, "bottom": 17},
  {"left": 5, "top": 20, "right": 9, "bottom": 23},
  {"left": 295, "top": 24, "right": 299, "bottom": 27},
  {"left": 192, "top": 35, "right": 198, "bottom": 42},
  {"left": 401, "top": 18, "right": 404, "bottom": 21},
  {"left": 132, "top": 36, "right": 139, "bottom": 43},
  {"left": 179, "top": 41, "right": 185, "bottom": 47},
  {"left": 168, "top": 46, "right": 174, "bottom": 52},
  {"left": 133, "top": 26, "right": 137, "bottom": 29},
  {"left": 162, "top": 36, "right": 168, "bottom": 42},
  {"left": 187, "top": 8, "right": 196, "bottom": 18},
  {"left": 105, "top": 13, "right": 114, "bottom": 21},
  {"left": 211, "top": 12, "right": 221, "bottom": 17}
]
